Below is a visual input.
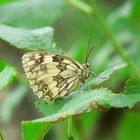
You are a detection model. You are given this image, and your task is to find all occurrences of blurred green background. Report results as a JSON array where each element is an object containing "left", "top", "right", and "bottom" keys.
[{"left": 0, "top": 0, "right": 140, "bottom": 140}]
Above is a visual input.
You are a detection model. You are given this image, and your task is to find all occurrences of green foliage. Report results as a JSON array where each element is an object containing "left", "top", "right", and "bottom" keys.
[
  {"left": 21, "top": 64, "right": 140, "bottom": 139},
  {"left": 78, "top": 109, "right": 100, "bottom": 137},
  {"left": 0, "top": 0, "right": 65, "bottom": 28},
  {"left": 0, "top": 0, "right": 18, "bottom": 4},
  {"left": 0, "top": 0, "right": 140, "bottom": 140},
  {"left": 22, "top": 122, "right": 52, "bottom": 140},
  {"left": 132, "top": 0, "right": 140, "bottom": 24},
  {"left": 0, "top": 82, "right": 29, "bottom": 122},
  {"left": 106, "top": 0, "right": 140, "bottom": 69},
  {"left": 0, "top": 24, "right": 55, "bottom": 51},
  {"left": 33, "top": 66, "right": 139, "bottom": 120},
  {"left": 0, "top": 60, "right": 17, "bottom": 90},
  {"left": 82, "top": 63, "right": 126, "bottom": 89},
  {"left": 0, "top": 130, "right": 4, "bottom": 140},
  {"left": 117, "top": 111, "right": 140, "bottom": 140},
  {"left": 35, "top": 88, "right": 112, "bottom": 122},
  {"left": 109, "top": 78, "right": 140, "bottom": 108}
]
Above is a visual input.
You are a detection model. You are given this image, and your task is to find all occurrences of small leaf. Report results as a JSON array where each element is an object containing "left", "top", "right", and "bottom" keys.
[
  {"left": 0, "top": 24, "right": 56, "bottom": 51},
  {"left": 22, "top": 122, "right": 52, "bottom": 140},
  {"left": 0, "top": 82, "right": 29, "bottom": 122},
  {"left": 0, "top": 61, "right": 17, "bottom": 90}
]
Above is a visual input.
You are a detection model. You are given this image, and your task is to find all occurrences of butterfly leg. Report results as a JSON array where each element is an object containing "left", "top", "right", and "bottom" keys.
[
  {"left": 90, "top": 71, "right": 106, "bottom": 79},
  {"left": 90, "top": 71, "right": 97, "bottom": 77},
  {"left": 78, "top": 83, "right": 83, "bottom": 93}
]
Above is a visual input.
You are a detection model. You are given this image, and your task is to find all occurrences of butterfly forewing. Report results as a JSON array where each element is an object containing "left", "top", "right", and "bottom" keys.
[{"left": 22, "top": 51, "right": 84, "bottom": 101}]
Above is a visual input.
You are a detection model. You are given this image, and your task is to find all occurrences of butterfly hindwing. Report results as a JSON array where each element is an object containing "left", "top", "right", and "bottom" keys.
[{"left": 22, "top": 51, "right": 84, "bottom": 100}]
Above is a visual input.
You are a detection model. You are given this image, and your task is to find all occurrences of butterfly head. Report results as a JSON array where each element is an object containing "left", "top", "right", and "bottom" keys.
[{"left": 82, "top": 63, "right": 90, "bottom": 80}]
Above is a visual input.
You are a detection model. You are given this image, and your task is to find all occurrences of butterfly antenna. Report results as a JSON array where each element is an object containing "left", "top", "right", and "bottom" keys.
[{"left": 85, "top": 39, "right": 94, "bottom": 64}]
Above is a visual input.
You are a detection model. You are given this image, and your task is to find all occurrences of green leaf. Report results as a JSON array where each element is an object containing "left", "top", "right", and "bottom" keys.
[
  {"left": 0, "top": 0, "right": 65, "bottom": 28},
  {"left": 35, "top": 88, "right": 112, "bottom": 123},
  {"left": 34, "top": 78, "right": 140, "bottom": 123},
  {"left": 0, "top": 61, "right": 17, "bottom": 90},
  {"left": 0, "top": 82, "right": 29, "bottom": 122},
  {"left": 22, "top": 64, "right": 140, "bottom": 139},
  {"left": 22, "top": 122, "right": 52, "bottom": 140},
  {"left": 82, "top": 63, "right": 127, "bottom": 89},
  {"left": 109, "top": 78, "right": 140, "bottom": 108},
  {"left": 34, "top": 64, "right": 139, "bottom": 122},
  {"left": 0, "top": 24, "right": 56, "bottom": 51},
  {"left": 22, "top": 88, "right": 111, "bottom": 140}
]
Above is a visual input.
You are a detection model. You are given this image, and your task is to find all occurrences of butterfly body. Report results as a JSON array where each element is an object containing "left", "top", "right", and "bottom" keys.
[{"left": 22, "top": 51, "right": 90, "bottom": 101}]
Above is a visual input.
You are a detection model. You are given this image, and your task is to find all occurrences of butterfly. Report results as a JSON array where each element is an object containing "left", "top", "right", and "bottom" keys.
[{"left": 22, "top": 47, "right": 94, "bottom": 101}]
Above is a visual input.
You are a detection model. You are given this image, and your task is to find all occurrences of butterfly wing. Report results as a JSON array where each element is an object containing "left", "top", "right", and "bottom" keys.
[{"left": 22, "top": 51, "right": 84, "bottom": 100}]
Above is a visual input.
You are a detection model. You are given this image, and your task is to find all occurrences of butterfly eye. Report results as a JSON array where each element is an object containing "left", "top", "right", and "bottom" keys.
[{"left": 86, "top": 64, "right": 90, "bottom": 68}]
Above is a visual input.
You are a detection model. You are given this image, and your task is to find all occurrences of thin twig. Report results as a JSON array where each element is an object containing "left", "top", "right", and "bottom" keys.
[{"left": 67, "top": 117, "right": 74, "bottom": 140}]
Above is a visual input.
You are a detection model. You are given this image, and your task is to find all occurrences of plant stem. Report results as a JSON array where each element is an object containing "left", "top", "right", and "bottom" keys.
[
  {"left": 66, "top": 0, "right": 140, "bottom": 81},
  {"left": 66, "top": 0, "right": 93, "bottom": 14},
  {"left": 67, "top": 117, "right": 73, "bottom": 140},
  {"left": 0, "top": 130, "right": 4, "bottom": 140}
]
